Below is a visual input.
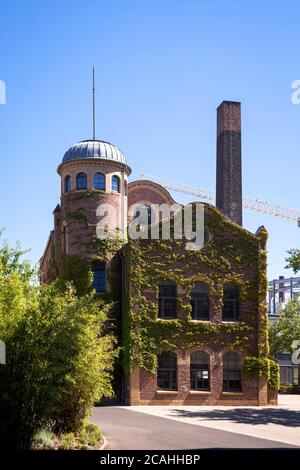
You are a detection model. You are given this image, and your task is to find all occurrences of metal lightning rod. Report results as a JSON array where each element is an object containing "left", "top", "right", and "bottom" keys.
[{"left": 92, "top": 67, "right": 96, "bottom": 140}]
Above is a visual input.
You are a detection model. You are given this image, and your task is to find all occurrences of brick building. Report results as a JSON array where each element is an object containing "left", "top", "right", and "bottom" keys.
[{"left": 40, "top": 101, "right": 278, "bottom": 406}]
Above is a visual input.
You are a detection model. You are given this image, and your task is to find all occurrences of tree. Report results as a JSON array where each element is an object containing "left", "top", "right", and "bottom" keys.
[
  {"left": 269, "top": 299, "right": 300, "bottom": 356},
  {"left": 285, "top": 248, "right": 300, "bottom": 273},
  {"left": 0, "top": 235, "right": 118, "bottom": 449}
]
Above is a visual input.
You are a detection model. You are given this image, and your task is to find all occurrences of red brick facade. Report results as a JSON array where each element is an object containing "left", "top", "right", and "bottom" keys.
[{"left": 122, "top": 200, "right": 276, "bottom": 406}]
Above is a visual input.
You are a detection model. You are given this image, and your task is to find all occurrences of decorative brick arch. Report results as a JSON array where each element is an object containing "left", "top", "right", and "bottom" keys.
[{"left": 128, "top": 180, "right": 177, "bottom": 207}]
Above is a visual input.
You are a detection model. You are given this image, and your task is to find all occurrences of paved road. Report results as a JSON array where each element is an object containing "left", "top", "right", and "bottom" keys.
[{"left": 91, "top": 406, "right": 296, "bottom": 450}]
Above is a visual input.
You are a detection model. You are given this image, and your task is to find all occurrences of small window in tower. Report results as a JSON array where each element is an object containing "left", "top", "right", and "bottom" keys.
[
  {"left": 94, "top": 172, "right": 105, "bottom": 191},
  {"left": 112, "top": 175, "right": 120, "bottom": 193},
  {"left": 65, "top": 175, "right": 71, "bottom": 193},
  {"left": 92, "top": 261, "right": 106, "bottom": 293},
  {"left": 76, "top": 172, "right": 87, "bottom": 190}
]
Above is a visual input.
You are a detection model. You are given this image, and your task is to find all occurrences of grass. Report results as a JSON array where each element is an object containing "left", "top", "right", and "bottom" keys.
[{"left": 31, "top": 420, "right": 102, "bottom": 450}]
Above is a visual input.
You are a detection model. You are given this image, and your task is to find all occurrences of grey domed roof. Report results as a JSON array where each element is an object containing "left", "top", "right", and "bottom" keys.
[{"left": 62, "top": 140, "right": 127, "bottom": 164}]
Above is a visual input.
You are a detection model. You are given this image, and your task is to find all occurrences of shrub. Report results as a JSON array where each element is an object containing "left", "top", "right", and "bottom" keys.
[
  {"left": 61, "top": 433, "right": 75, "bottom": 450},
  {"left": 0, "top": 238, "right": 118, "bottom": 449},
  {"left": 279, "top": 384, "right": 297, "bottom": 394},
  {"left": 32, "top": 428, "right": 55, "bottom": 449},
  {"left": 79, "top": 420, "right": 101, "bottom": 447},
  {"left": 268, "top": 359, "right": 280, "bottom": 390}
]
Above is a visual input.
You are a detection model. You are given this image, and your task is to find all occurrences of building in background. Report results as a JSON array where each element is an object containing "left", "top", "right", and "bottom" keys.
[{"left": 268, "top": 275, "right": 300, "bottom": 386}]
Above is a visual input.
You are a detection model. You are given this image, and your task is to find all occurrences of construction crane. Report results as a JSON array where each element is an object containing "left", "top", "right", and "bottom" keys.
[{"left": 140, "top": 174, "right": 300, "bottom": 225}]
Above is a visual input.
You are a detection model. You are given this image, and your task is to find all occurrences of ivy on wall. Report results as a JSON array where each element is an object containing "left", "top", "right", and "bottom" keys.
[
  {"left": 49, "top": 197, "right": 278, "bottom": 390},
  {"left": 60, "top": 255, "right": 93, "bottom": 296},
  {"left": 243, "top": 356, "right": 280, "bottom": 390},
  {"left": 122, "top": 204, "right": 274, "bottom": 385}
]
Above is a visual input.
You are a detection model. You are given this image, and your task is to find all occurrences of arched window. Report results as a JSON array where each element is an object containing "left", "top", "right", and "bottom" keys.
[
  {"left": 134, "top": 204, "right": 152, "bottom": 226},
  {"left": 223, "top": 352, "right": 242, "bottom": 392},
  {"left": 190, "top": 351, "right": 210, "bottom": 391},
  {"left": 191, "top": 282, "right": 209, "bottom": 320},
  {"left": 157, "top": 352, "right": 177, "bottom": 390},
  {"left": 94, "top": 172, "right": 105, "bottom": 190},
  {"left": 92, "top": 261, "right": 106, "bottom": 293},
  {"left": 112, "top": 175, "right": 120, "bottom": 193},
  {"left": 65, "top": 175, "right": 71, "bottom": 193},
  {"left": 223, "top": 284, "right": 240, "bottom": 321},
  {"left": 158, "top": 282, "right": 177, "bottom": 319},
  {"left": 76, "top": 172, "right": 87, "bottom": 190},
  {"left": 124, "top": 180, "right": 128, "bottom": 196}
]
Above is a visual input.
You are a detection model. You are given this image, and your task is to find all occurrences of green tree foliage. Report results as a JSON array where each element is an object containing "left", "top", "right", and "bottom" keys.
[
  {"left": 269, "top": 299, "right": 300, "bottom": 356},
  {"left": 0, "top": 236, "right": 117, "bottom": 449},
  {"left": 285, "top": 248, "right": 300, "bottom": 273}
]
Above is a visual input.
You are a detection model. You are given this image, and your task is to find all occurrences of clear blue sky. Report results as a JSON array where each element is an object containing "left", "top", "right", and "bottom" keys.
[{"left": 0, "top": 0, "right": 299, "bottom": 279}]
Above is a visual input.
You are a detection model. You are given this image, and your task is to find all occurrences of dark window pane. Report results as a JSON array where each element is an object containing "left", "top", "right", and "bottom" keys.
[
  {"left": 94, "top": 172, "right": 105, "bottom": 190},
  {"left": 112, "top": 176, "right": 120, "bottom": 192},
  {"left": 191, "top": 282, "right": 209, "bottom": 320},
  {"left": 157, "top": 352, "right": 177, "bottom": 390},
  {"left": 223, "top": 284, "right": 240, "bottom": 321},
  {"left": 77, "top": 173, "right": 87, "bottom": 190},
  {"left": 65, "top": 176, "right": 71, "bottom": 193},
  {"left": 158, "top": 284, "right": 177, "bottom": 319},
  {"left": 134, "top": 204, "right": 152, "bottom": 225},
  {"left": 275, "top": 353, "right": 292, "bottom": 362},
  {"left": 223, "top": 352, "right": 242, "bottom": 391},
  {"left": 190, "top": 351, "right": 210, "bottom": 391},
  {"left": 92, "top": 261, "right": 106, "bottom": 293}
]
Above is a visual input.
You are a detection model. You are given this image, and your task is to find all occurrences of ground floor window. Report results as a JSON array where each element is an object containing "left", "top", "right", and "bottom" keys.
[
  {"left": 92, "top": 261, "right": 106, "bottom": 293},
  {"left": 223, "top": 352, "right": 242, "bottom": 392},
  {"left": 279, "top": 365, "right": 298, "bottom": 385},
  {"left": 190, "top": 351, "right": 210, "bottom": 390},
  {"left": 157, "top": 352, "right": 177, "bottom": 390}
]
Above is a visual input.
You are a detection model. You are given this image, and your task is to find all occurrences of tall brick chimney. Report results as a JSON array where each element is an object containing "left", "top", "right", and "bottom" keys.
[{"left": 216, "top": 101, "right": 242, "bottom": 225}]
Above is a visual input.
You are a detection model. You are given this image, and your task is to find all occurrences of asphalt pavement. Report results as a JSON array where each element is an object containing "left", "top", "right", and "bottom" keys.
[{"left": 91, "top": 406, "right": 297, "bottom": 450}]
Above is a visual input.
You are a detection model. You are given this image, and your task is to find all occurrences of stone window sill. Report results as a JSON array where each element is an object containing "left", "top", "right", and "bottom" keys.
[
  {"left": 157, "top": 318, "right": 177, "bottom": 321},
  {"left": 191, "top": 319, "right": 211, "bottom": 322},
  {"left": 222, "top": 392, "right": 243, "bottom": 396},
  {"left": 156, "top": 390, "right": 178, "bottom": 395},
  {"left": 222, "top": 320, "right": 241, "bottom": 323},
  {"left": 189, "top": 391, "right": 211, "bottom": 395}
]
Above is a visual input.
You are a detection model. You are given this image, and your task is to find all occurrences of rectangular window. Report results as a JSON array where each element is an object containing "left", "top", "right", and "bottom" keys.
[
  {"left": 158, "top": 284, "right": 177, "bottom": 319},
  {"left": 223, "top": 370, "right": 241, "bottom": 391},
  {"left": 275, "top": 353, "right": 292, "bottom": 362},
  {"left": 157, "top": 369, "right": 177, "bottom": 390},
  {"left": 92, "top": 261, "right": 106, "bottom": 293},
  {"left": 223, "top": 285, "right": 240, "bottom": 321},
  {"left": 191, "top": 293, "right": 209, "bottom": 320},
  {"left": 190, "top": 366, "right": 210, "bottom": 391}
]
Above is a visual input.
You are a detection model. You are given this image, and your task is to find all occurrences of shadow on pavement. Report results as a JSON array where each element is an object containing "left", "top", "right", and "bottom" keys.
[{"left": 171, "top": 407, "right": 300, "bottom": 427}]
